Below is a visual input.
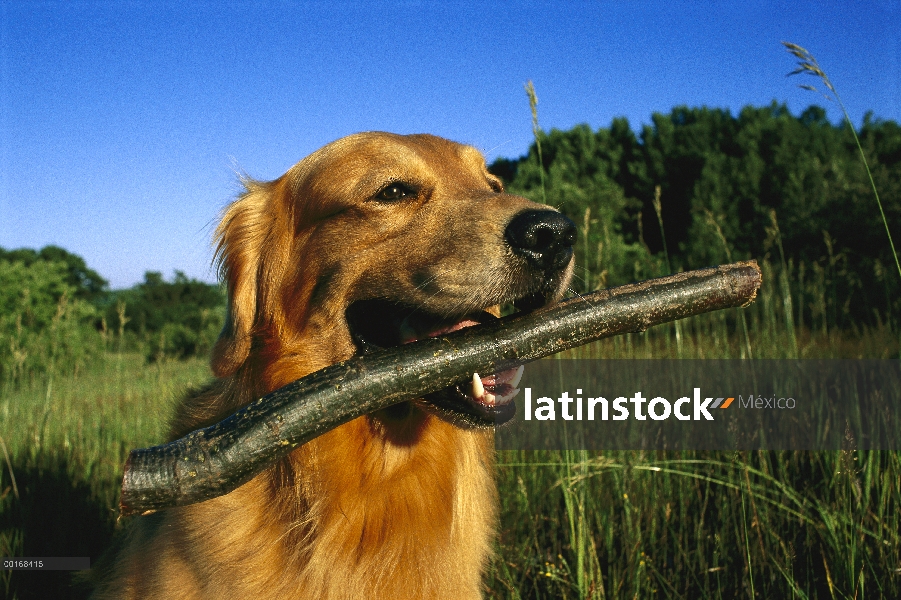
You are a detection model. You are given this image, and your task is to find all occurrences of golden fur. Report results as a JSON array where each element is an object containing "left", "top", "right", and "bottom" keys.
[{"left": 89, "top": 132, "right": 573, "bottom": 599}]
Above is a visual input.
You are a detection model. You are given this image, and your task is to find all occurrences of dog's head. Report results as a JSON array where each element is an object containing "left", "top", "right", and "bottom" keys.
[{"left": 212, "top": 132, "right": 575, "bottom": 426}]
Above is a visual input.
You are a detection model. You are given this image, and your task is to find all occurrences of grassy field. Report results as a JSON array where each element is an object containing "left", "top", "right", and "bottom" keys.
[
  {"left": 0, "top": 353, "right": 210, "bottom": 599},
  {"left": 483, "top": 310, "right": 901, "bottom": 598},
  {"left": 1, "top": 282, "right": 900, "bottom": 598}
]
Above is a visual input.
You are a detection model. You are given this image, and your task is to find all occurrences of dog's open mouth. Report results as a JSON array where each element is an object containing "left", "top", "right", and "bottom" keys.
[{"left": 346, "top": 299, "right": 527, "bottom": 426}]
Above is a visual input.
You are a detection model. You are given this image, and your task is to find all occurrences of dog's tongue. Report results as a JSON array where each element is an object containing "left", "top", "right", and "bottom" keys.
[
  {"left": 399, "top": 318, "right": 481, "bottom": 344},
  {"left": 400, "top": 315, "right": 524, "bottom": 408}
]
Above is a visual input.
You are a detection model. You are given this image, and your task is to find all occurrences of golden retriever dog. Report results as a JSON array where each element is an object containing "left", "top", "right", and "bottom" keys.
[{"left": 89, "top": 132, "right": 575, "bottom": 599}]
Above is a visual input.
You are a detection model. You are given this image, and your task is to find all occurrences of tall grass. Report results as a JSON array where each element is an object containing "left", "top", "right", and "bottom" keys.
[
  {"left": 1, "top": 261, "right": 898, "bottom": 598},
  {"left": 490, "top": 447, "right": 901, "bottom": 598},
  {"left": 485, "top": 261, "right": 899, "bottom": 598},
  {"left": 0, "top": 352, "right": 209, "bottom": 599}
]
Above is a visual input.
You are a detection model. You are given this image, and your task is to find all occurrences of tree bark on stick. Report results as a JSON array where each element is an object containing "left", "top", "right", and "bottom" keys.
[{"left": 120, "top": 260, "right": 761, "bottom": 516}]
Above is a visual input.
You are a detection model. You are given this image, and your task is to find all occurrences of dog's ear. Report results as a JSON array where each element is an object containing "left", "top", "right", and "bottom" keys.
[{"left": 211, "top": 177, "right": 281, "bottom": 378}]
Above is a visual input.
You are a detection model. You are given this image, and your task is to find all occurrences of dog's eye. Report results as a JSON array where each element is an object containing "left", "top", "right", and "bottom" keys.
[{"left": 375, "top": 183, "right": 415, "bottom": 202}]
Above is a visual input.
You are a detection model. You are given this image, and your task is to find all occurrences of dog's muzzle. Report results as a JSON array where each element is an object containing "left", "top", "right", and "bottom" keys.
[{"left": 348, "top": 209, "right": 577, "bottom": 427}]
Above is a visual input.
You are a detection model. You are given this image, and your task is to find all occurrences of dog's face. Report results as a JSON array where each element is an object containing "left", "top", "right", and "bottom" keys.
[{"left": 212, "top": 132, "right": 575, "bottom": 426}]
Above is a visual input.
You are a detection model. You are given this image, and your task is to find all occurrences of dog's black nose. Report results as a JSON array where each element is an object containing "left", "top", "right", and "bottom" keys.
[{"left": 505, "top": 209, "right": 577, "bottom": 272}]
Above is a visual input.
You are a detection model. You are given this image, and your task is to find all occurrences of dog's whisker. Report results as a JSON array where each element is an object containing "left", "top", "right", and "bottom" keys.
[
  {"left": 570, "top": 263, "right": 596, "bottom": 277},
  {"left": 482, "top": 139, "right": 513, "bottom": 156},
  {"left": 568, "top": 270, "right": 590, "bottom": 284},
  {"left": 411, "top": 269, "right": 451, "bottom": 292},
  {"left": 564, "top": 286, "right": 596, "bottom": 306}
]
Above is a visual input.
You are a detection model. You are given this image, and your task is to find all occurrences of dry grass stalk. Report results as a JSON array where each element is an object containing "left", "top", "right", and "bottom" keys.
[
  {"left": 524, "top": 80, "right": 547, "bottom": 204},
  {"left": 783, "top": 41, "right": 901, "bottom": 281}
]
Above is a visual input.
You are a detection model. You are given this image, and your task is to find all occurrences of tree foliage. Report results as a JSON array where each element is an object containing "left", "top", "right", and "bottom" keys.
[
  {"left": 0, "top": 251, "right": 104, "bottom": 384},
  {"left": 106, "top": 271, "right": 225, "bottom": 361},
  {"left": 0, "top": 245, "right": 108, "bottom": 301},
  {"left": 491, "top": 103, "right": 901, "bottom": 326},
  {"left": 0, "top": 247, "right": 225, "bottom": 385}
]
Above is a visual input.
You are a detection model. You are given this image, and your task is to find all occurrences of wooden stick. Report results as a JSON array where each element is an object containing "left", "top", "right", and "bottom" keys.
[{"left": 120, "top": 260, "right": 761, "bottom": 516}]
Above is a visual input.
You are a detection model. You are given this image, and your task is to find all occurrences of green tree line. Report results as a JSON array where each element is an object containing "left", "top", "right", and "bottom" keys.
[
  {"left": 0, "top": 246, "right": 224, "bottom": 386},
  {"left": 491, "top": 102, "right": 901, "bottom": 326},
  {"left": 4, "top": 102, "right": 899, "bottom": 384}
]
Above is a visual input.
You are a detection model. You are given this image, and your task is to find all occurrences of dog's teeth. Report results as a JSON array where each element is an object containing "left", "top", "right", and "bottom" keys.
[
  {"left": 484, "top": 392, "right": 497, "bottom": 405},
  {"left": 472, "top": 373, "right": 485, "bottom": 398},
  {"left": 510, "top": 365, "right": 525, "bottom": 388},
  {"left": 495, "top": 388, "right": 521, "bottom": 405}
]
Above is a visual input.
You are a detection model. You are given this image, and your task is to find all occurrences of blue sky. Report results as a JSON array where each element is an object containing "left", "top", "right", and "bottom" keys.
[{"left": 1, "top": 1, "right": 899, "bottom": 289}]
